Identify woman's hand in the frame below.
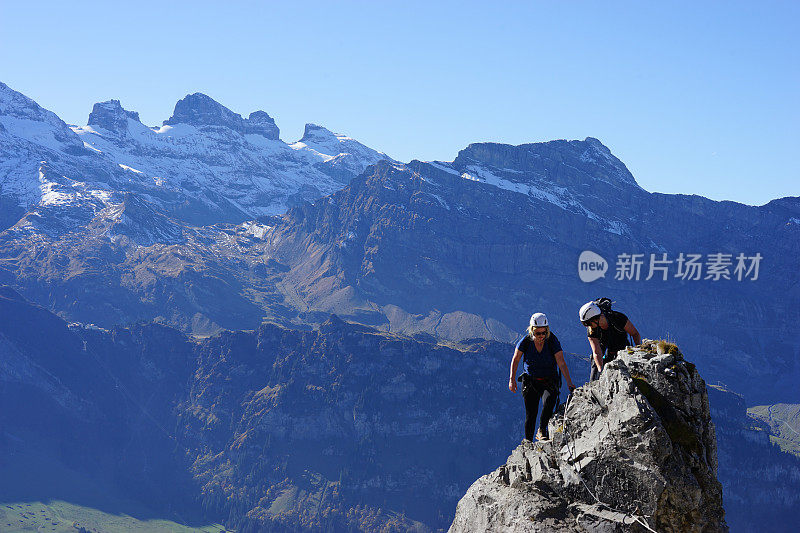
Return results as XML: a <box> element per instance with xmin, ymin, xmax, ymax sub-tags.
<box><xmin>509</xmin><ymin>377</ymin><xmax>517</xmax><ymax>393</ymax></box>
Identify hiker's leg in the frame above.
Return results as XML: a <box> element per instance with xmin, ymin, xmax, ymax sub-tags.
<box><xmin>589</xmin><ymin>360</ymin><xmax>599</xmax><ymax>381</ymax></box>
<box><xmin>522</xmin><ymin>383</ymin><xmax>541</xmax><ymax>441</ymax></box>
<box><xmin>539</xmin><ymin>385</ymin><xmax>558</xmax><ymax>437</ymax></box>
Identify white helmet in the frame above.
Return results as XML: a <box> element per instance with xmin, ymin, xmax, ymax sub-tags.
<box><xmin>579</xmin><ymin>302</ymin><xmax>602</xmax><ymax>324</ymax></box>
<box><xmin>529</xmin><ymin>312</ymin><xmax>548</xmax><ymax>328</ymax></box>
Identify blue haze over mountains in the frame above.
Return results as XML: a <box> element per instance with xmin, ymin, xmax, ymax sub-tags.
<box><xmin>1</xmin><ymin>81</ymin><xmax>799</xmax><ymax>530</ymax></box>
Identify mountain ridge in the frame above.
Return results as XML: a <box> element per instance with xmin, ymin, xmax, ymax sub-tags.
<box><xmin>2</xmin><ymin>81</ymin><xmax>799</xmax><ymax>405</ymax></box>
<box><xmin>0</xmin><ymin>81</ymin><xmax>391</xmax><ymax>229</ymax></box>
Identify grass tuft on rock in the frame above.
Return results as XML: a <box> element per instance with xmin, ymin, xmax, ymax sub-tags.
<box><xmin>657</xmin><ymin>340</ymin><xmax>682</xmax><ymax>357</ymax></box>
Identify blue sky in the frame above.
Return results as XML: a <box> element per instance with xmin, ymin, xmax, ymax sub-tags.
<box><xmin>1</xmin><ymin>1</ymin><xmax>797</xmax><ymax>205</ymax></box>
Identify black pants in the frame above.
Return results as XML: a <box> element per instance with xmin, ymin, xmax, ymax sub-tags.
<box><xmin>522</xmin><ymin>378</ymin><xmax>558</xmax><ymax>441</ymax></box>
<box><xmin>589</xmin><ymin>350</ymin><xmax>620</xmax><ymax>381</ymax></box>
<box><xmin>590</xmin><ymin>361</ymin><xmax>601</xmax><ymax>382</ymax></box>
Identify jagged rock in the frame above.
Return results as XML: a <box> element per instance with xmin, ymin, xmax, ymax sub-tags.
<box><xmin>245</xmin><ymin>110</ymin><xmax>280</xmax><ymax>140</ymax></box>
<box><xmin>87</xmin><ymin>99</ymin><xmax>141</xmax><ymax>133</ymax></box>
<box><xmin>449</xmin><ymin>346</ymin><xmax>727</xmax><ymax>532</ymax></box>
<box><xmin>164</xmin><ymin>92</ymin><xmax>245</xmax><ymax>130</ymax></box>
<box><xmin>163</xmin><ymin>92</ymin><xmax>280</xmax><ymax>139</ymax></box>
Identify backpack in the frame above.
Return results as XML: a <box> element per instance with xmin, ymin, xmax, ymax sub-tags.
<box><xmin>594</xmin><ymin>297</ymin><xmax>614</xmax><ymax>315</ymax></box>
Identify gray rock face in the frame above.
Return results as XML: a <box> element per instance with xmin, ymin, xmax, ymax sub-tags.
<box><xmin>262</xmin><ymin>154</ymin><xmax>800</xmax><ymax>402</ymax></box>
<box><xmin>449</xmin><ymin>344</ymin><xmax>727</xmax><ymax>532</ymax></box>
<box><xmin>452</xmin><ymin>136</ymin><xmax>641</xmax><ymax>190</ymax></box>
<box><xmin>87</xmin><ymin>99</ymin><xmax>141</xmax><ymax>133</ymax></box>
<box><xmin>164</xmin><ymin>92</ymin><xmax>280</xmax><ymax>139</ymax></box>
<box><xmin>245</xmin><ymin>110</ymin><xmax>280</xmax><ymax>139</ymax></box>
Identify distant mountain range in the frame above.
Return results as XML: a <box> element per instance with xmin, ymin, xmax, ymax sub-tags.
<box><xmin>1</xmin><ymin>80</ymin><xmax>798</xmax><ymax>403</ymax></box>
<box><xmin>0</xmin><ymin>81</ymin><xmax>390</xmax><ymax>229</ymax></box>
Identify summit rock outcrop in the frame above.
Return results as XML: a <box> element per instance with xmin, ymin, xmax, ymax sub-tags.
<box><xmin>449</xmin><ymin>343</ymin><xmax>727</xmax><ymax>532</ymax></box>
<box><xmin>163</xmin><ymin>92</ymin><xmax>280</xmax><ymax>140</ymax></box>
<box><xmin>87</xmin><ymin>99</ymin><xmax>142</xmax><ymax>133</ymax></box>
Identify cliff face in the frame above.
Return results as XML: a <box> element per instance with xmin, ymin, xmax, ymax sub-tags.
<box><xmin>449</xmin><ymin>343</ymin><xmax>728</xmax><ymax>532</ymax></box>
<box><xmin>0</xmin><ymin>286</ymin><xmax>522</xmax><ymax>531</ymax></box>
<box><xmin>709</xmin><ymin>387</ymin><xmax>800</xmax><ymax>532</ymax></box>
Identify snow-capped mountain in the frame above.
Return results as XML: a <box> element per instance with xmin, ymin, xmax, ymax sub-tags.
<box><xmin>2</xmin><ymin>81</ymin><xmax>799</xmax><ymax>404</ymax></box>
<box><xmin>290</xmin><ymin>123</ymin><xmax>392</xmax><ymax>182</ymax></box>
<box><xmin>0</xmin><ymin>81</ymin><xmax>392</xmax><ymax>230</ymax></box>
<box><xmin>0</xmin><ymin>82</ymin><xmax>116</xmax><ymax>230</ymax></box>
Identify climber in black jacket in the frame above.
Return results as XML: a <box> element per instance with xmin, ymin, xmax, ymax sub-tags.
<box><xmin>579</xmin><ymin>299</ymin><xmax>641</xmax><ymax>381</ymax></box>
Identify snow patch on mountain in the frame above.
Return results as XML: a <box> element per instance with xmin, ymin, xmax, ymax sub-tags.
<box><xmin>290</xmin><ymin>123</ymin><xmax>393</xmax><ymax>176</ymax></box>
<box><xmin>426</xmin><ymin>161</ymin><xmax>460</xmax><ymax>176</ymax></box>
<box><xmin>0</xmin><ymin>116</ymin><xmax>72</xmax><ymax>152</ymax></box>
<box><xmin>118</xmin><ymin>163</ymin><xmax>143</xmax><ymax>174</ymax></box>
<box><xmin>241</xmin><ymin>221</ymin><xmax>271</xmax><ymax>239</ymax></box>
<box><xmin>454</xmin><ymin>163</ymin><xmax>630</xmax><ymax>236</ymax></box>
<box><xmin>460</xmin><ymin>165</ymin><xmax>566</xmax><ymax>208</ymax></box>
<box><xmin>425</xmin><ymin>192</ymin><xmax>450</xmax><ymax>210</ymax></box>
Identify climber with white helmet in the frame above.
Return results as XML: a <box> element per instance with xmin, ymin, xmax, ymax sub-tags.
<box><xmin>509</xmin><ymin>312</ymin><xmax>576</xmax><ymax>442</ymax></box>
<box><xmin>579</xmin><ymin>298</ymin><xmax>641</xmax><ymax>381</ymax></box>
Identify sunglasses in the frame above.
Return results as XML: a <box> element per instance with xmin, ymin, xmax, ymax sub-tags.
<box><xmin>533</xmin><ymin>330</ymin><xmax>548</xmax><ymax>337</ymax></box>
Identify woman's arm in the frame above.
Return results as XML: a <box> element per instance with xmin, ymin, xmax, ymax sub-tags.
<box><xmin>509</xmin><ymin>349</ymin><xmax>523</xmax><ymax>392</ymax></box>
<box><xmin>588</xmin><ymin>337</ymin><xmax>603</xmax><ymax>372</ymax></box>
<box><xmin>624</xmin><ymin>320</ymin><xmax>641</xmax><ymax>345</ymax></box>
<box><xmin>554</xmin><ymin>350</ymin><xmax>575</xmax><ymax>391</ymax></box>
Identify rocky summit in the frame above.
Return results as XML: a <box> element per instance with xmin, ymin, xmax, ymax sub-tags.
<box><xmin>450</xmin><ymin>342</ymin><xmax>727</xmax><ymax>532</ymax></box>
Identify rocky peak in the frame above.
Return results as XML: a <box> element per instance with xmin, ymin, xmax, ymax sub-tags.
<box><xmin>452</xmin><ymin>137</ymin><xmax>640</xmax><ymax>189</ymax></box>
<box><xmin>245</xmin><ymin>110</ymin><xmax>280</xmax><ymax>140</ymax></box>
<box><xmin>87</xmin><ymin>99</ymin><xmax>141</xmax><ymax>133</ymax></box>
<box><xmin>0</xmin><ymin>81</ymin><xmax>48</xmax><ymax>119</ymax></box>
<box><xmin>164</xmin><ymin>92</ymin><xmax>241</xmax><ymax>129</ymax></box>
<box><xmin>0</xmin><ymin>82</ymin><xmax>44</xmax><ymax>116</ymax></box>
<box><xmin>300</xmin><ymin>123</ymin><xmax>337</xmax><ymax>144</ymax></box>
<box><xmin>293</xmin><ymin>122</ymin><xmax>393</xmax><ymax>175</ymax></box>
<box><xmin>0</xmin><ymin>81</ymin><xmax>83</xmax><ymax>150</ymax></box>
<box><xmin>105</xmin><ymin>192</ymin><xmax>185</xmax><ymax>246</ymax></box>
<box><xmin>163</xmin><ymin>93</ymin><xmax>280</xmax><ymax>139</ymax></box>
<box><xmin>450</xmin><ymin>343</ymin><xmax>727</xmax><ymax>532</ymax></box>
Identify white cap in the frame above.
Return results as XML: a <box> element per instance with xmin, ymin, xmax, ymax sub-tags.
<box><xmin>530</xmin><ymin>312</ymin><xmax>548</xmax><ymax>328</ymax></box>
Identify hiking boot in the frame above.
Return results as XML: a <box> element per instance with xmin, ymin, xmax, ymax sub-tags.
<box><xmin>535</xmin><ymin>429</ymin><xmax>550</xmax><ymax>442</ymax></box>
